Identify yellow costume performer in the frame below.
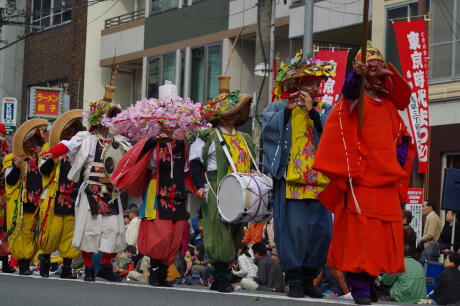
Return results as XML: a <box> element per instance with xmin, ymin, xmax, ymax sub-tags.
<box><xmin>38</xmin><ymin>110</ymin><xmax>84</xmax><ymax>278</ymax></box>
<box><xmin>4</xmin><ymin>118</ymin><xmax>48</xmax><ymax>275</ymax></box>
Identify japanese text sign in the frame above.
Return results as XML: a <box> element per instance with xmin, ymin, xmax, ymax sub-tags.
<box><xmin>31</xmin><ymin>87</ymin><xmax>63</xmax><ymax>119</ymax></box>
<box><xmin>406</xmin><ymin>187</ymin><xmax>424</xmax><ymax>241</ymax></box>
<box><xmin>317</xmin><ymin>50</ymin><xmax>349</xmax><ymax>105</ymax></box>
<box><xmin>393</xmin><ymin>20</ymin><xmax>430</xmax><ymax>173</ymax></box>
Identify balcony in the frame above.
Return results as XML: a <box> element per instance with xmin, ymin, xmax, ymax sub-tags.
<box><xmin>104</xmin><ymin>9</ymin><xmax>145</xmax><ymax>29</ymax></box>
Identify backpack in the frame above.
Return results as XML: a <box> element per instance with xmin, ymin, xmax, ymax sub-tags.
<box><xmin>184</xmin><ymin>271</ymin><xmax>206</xmax><ymax>286</ymax></box>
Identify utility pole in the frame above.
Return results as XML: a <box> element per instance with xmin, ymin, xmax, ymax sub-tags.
<box><xmin>303</xmin><ymin>0</ymin><xmax>314</xmax><ymax>57</ymax></box>
<box><xmin>253</xmin><ymin>0</ymin><xmax>273</xmax><ymax>165</ymax></box>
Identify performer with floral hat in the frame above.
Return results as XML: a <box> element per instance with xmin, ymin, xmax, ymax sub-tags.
<box><xmin>3</xmin><ymin>119</ymin><xmax>48</xmax><ymax>275</ymax></box>
<box><xmin>42</xmin><ymin>79</ymin><xmax>131</xmax><ymax>282</ymax></box>
<box><xmin>0</xmin><ymin>124</ymin><xmax>15</xmax><ymax>273</ymax></box>
<box><xmin>37</xmin><ymin>110</ymin><xmax>85</xmax><ymax>278</ymax></box>
<box><xmin>189</xmin><ymin>75</ymin><xmax>256</xmax><ymax>293</ymax></box>
<box><xmin>313</xmin><ymin>41</ymin><xmax>415</xmax><ymax>305</ymax></box>
<box><xmin>109</xmin><ymin>82</ymin><xmax>202</xmax><ymax>287</ymax></box>
<box><xmin>261</xmin><ymin>52</ymin><xmax>336</xmax><ymax>298</ymax></box>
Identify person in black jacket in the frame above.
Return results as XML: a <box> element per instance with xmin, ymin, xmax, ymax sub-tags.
<box><xmin>438</xmin><ymin>211</ymin><xmax>460</xmax><ymax>253</ymax></box>
<box><xmin>433</xmin><ymin>252</ymin><xmax>460</xmax><ymax>305</ymax></box>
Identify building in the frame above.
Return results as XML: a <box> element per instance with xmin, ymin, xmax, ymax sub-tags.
<box><xmin>373</xmin><ymin>0</ymin><xmax>460</xmax><ymax>211</ymax></box>
<box><xmin>0</xmin><ymin>0</ymin><xmax>26</xmax><ymax>124</ymax></box>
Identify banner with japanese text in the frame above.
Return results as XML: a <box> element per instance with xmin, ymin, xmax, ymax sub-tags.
<box><xmin>406</xmin><ymin>188</ymin><xmax>424</xmax><ymax>241</ymax></box>
<box><xmin>30</xmin><ymin>87</ymin><xmax>64</xmax><ymax>119</ymax></box>
<box><xmin>393</xmin><ymin>20</ymin><xmax>430</xmax><ymax>173</ymax></box>
<box><xmin>317</xmin><ymin>50</ymin><xmax>349</xmax><ymax>105</ymax></box>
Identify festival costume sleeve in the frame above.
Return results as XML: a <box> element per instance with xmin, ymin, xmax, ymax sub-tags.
<box><xmin>44</xmin><ymin>143</ymin><xmax>69</xmax><ymax>159</ymax></box>
<box><xmin>3</xmin><ymin>153</ymin><xmax>21</xmax><ymax>236</ymax></box>
<box><xmin>190</xmin><ymin>159</ymin><xmax>205</xmax><ymax>189</ymax></box>
<box><xmin>261</xmin><ymin>101</ymin><xmax>290</xmax><ymax>179</ymax></box>
<box><xmin>5</xmin><ymin>166</ymin><xmax>20</xmax><ymax>186</ymax></box>
<box><xmin>39</xmin><ymin>159</ymin><xmax>55</xmax><ymax>176</ymax></box>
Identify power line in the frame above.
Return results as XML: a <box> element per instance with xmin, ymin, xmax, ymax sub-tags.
<box><xmin>88</xmin><ymin>0</ymin><xmax>120</xmax><ymax>24</ymax></box>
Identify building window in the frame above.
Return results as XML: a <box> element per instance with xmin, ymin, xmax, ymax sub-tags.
<box><xmin>431</xmin><ymin>0</ymin><xmax>460</xmax><ymax>80</ymax></box>
<box><xmin>385</xmin><ymin>2</ymin><xmax>420</xmax><ymax>71</ymax></box>
<box><xmin>151</xmin><ymin>0</ymin><xmax>178</xmax><ymax>13</ymax></box>
<box><xmin>32</xmin><ymin>0</ymin><xmax>71</xmax><ymax>30</ymax></box>
<box><xmin>148</xmin><ymin>52</ymin><xmax>176</xmax><ymax>98</ymax></box>
<box><xmin>190</xmin><ymin>44</ymin><xmax>222</xmax><ymax>103</ymax></box>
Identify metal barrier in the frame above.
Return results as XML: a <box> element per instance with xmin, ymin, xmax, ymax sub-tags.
<box><xmin>104</xmin><ymin>10</ymin><xmax>144</xmax><ymax>29</ymax></box>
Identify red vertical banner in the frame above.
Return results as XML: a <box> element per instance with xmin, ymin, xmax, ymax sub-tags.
<box><xmin>317</xmin><ymin>50</ymin><xmax>349</xmax><ymax>105</ymax></box>
<box><xmin>393</xmin><ymin>20</ymin><xmax>430</xmax><ymax>173</ymax></box>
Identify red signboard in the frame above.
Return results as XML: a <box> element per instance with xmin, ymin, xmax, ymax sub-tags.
<box><xmin>31</xmin><ymin>87</ymin><xmax>63</xmax><ymax>118</ymax></box>
<box><xmin>317</xmin><ymin>50</ymin><xmax>349</xmax><ymax>105</ymax></box>
<box><xmin>407</xmin><ymin>187</ymin><xmax>424</xmax><ymax>205</ymax></box>
<box><xmin>393</xmin><ymin>20</ymin><xmax>430</xmax><ymax>173</ymax></box>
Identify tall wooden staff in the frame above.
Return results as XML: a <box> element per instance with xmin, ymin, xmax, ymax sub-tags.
<box><xmin>358</xmin><ymin>0</ymin><xmax>370</xmax><ymax>128</ymax></box>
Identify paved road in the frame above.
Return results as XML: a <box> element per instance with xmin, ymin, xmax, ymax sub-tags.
<box><xmin>0</xmin><ymin>274</ymin><xmax>404</xmax><ymax>306</ymax></box>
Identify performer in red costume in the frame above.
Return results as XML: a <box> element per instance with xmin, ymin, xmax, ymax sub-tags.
<box><xmin>313</xmin><ymin>41</ymin><xmax>416</xmax><ymax>305</ymax></box>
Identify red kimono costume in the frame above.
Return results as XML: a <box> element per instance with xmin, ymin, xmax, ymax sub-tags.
<box><xmin>313</xmin><ymin>93</ymin><xmax>415</xmax><ymax>277</ymax></box>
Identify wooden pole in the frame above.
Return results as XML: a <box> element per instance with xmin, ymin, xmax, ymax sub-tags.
<box><xmin>358</xmin><ymin>0</ymin><xmax>370</xmax><ymax>128</ymax></box>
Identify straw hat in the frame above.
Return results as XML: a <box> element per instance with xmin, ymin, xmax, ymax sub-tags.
<box><xmin>13</xmin><ymin>118</ymin><xmax>48</xmax><ymax>157</ymax></box>
<box><xmin>203</xmin><ymin>75</ymin><xmax>253</xmax><ymax>127</ymax></box>
<box><xmin>49</xmin><ymin>109</ymin><xmax>83</xmax><ymax>147</ymax></box>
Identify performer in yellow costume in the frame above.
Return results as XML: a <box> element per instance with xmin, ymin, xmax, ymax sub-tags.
<box><xmin>4</xmin><ymin>119</ymin><xmax>48</xmax><ymax>275</ymax></box>
<box><xmin>38</xmin><ymin>110</ymin><xmax>85</xmax><ymax>278</ymax></box>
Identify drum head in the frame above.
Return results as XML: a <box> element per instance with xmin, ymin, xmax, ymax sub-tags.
<box><xmin>217</xmin><ymin>175</ymin><xmax>243</xmax><ymax>222</ymax></box>
<box><xmin>102</xmin><ymin>141</ymin><xmax>124</xmax><ymax>175</ymax></box>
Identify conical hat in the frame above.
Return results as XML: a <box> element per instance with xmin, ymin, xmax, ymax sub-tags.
<box><xmin>13</xmin><ymin>118</ymin><xmax>48</xmax><ymax>157</ymax></box>
<box><xmin>49</xmin><ymin>109</ymin><xmax>83</xmax><ymax>147</ymax></box>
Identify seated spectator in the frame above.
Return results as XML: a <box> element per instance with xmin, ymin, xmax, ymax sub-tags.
<box><xmin>438</xmin><ymin>211</ymin><xmax>460</xmax><ymax>253</ymax></box>
<box><xmin>433</xmin><ymin>251</ymin><xmax>460</xmax><ymax>305</ymax></box>
<box><xmin>233</xmin><ymin>244</ymin><xmax>258</xmax><ymax>290</ymax></box>
<box><xmin>191</xmin><ymin>210</ymin><xmax>203</xmax><ymax>246</ymax></box>
<box><xmin>127</xmin><ymin>256</ymin><xmax>150</xmax><ymax>283</ymax></box>
<box><xmin>378</xmin><ymin>245</ymin><xmax>426</xmax><ymax>303</ymax></box>
<box><xmin>252</xmin><ymin>242</ymin><xmax>285</xmax><ymax>293</ymax></box>
<box><xmin>314</xmin><ymin>266</ymin><xmax>349</xmax><ymax>297</ymax></box>
<box><xmin>191</xmin><ymin>244</ymin><xmax>213</xmax><ymax>284</ymax></box>
<box><xmin>115</xmin><ymin>245</ymin><xmax>137</xmax><ymax>271</ymax></box>
<box><xmin>125</xmin><ymin>205</ymin><xmax>141</xmax><ymax>247</ymax></box>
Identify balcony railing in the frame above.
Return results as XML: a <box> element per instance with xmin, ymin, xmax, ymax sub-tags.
<box><xmin>104</xmin><ymin>10</ymin><xmax>145</xmax><ymax>29</ymax></box>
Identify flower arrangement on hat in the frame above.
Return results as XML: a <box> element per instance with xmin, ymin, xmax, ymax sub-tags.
<box><xmin>273</xmin><ymin>50</ymin><xmax>337</xmax><ymax>100</ymax></box>
<box><xmin>202</xmin><ymin>90</ymin><xmax>241</xmax><ymax>119</ymax></box>
<box><xmin>102</xmin><ymin>96</ymin><xmax>209</xmax><ymax>141</ymax></box>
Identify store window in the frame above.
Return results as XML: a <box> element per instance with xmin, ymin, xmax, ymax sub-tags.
<box><xmin>190</xmin><ymin>44</ymin><xmax>222</xmax><ymax>103</ymax></box>
<box><xmin>148</xmin><ymin>52</ymin><xmax>176</xmax><ymax>98</ymax></box>
<box><xmin>31</xmin><ymin>0</ymin><xmax>71</xmax><ymax>30</ymax></box>
<box><xmin>151</xmin><ymin>0</ymin><xmax>179</xmax><ymax>13</ymax></box>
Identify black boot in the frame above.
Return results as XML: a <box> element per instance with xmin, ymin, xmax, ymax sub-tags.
<box><xmin>0</xmin><ymin>256</ymin><xmax>15</xmax><ymax>273</ymax></box>
<box><xmin>354</xmin><ymin>296</ymin><xmax>372</xmax><ymax>305</ymax></box>
<box><xmin>159</xmin><ymin>264</ymin><xmax>172</xmax><ymax>287</ymax></box>
<box><xmin>286</xmin><ymin>269</ymin><xmax>305</xmax><ymax>298</ymax></box>
<box><xmin>302</xmin><ymin>268</ymin><xmax>323</xmax><ymax>298</ymax></box>
<box><xmin>60</xmin><ymin>258</ymin><xmax>76</xmax><ymax>279</ymax></box>
<box><xmin>148</xmin><ymin>258</ymin><xmax>161</xmax><ymax>286</ymax></box>
<box><xmin>40</xmin><ymin>254</ymin><xmax>50</xmax><ymax>278</ymax></box>
<box><xmin>84</xmin><ymin>266</ymin><xmax>95</xmax><ymax>281</ymax></box>
<box><xmin>211</xmin><ymin>262</ymin><xmax>233</xmax><ymax>293</ymax></box>
<box><xmin>18</xmin><ymin>259</ymin><xmax>32</xmax><ymax>276</ymax></box>
<box><xmin>97</xmin><ymin>264</ymin><xmax>122</xmax><ymax>282</ymax></box>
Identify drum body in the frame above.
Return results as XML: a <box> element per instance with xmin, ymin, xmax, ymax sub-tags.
<box><xmin>102</xmin><ymin>141</ymin><xmax>126</xmax><ymax>175</ymax></box>
<box><xmin>217</xmin><ymin>173</ymin><xmax>273</xmax><ymax>224</ymax></box>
